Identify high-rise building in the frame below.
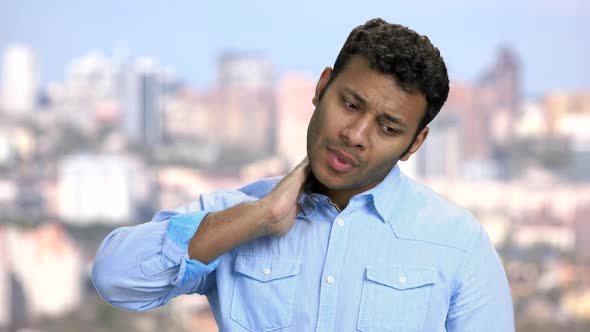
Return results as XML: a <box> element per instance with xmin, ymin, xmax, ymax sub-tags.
<box><xmin>463</xmin><ymin>46</ymin><xmax>522</xmax><ymax>178</ymax></box>
<box><xmin>0</xmin><ymin>45</ymin><xmax>38</xmax><ymax>115</ymax></box>
<box><xmin>490</xmin><ymin>47</ymin><xmax>521</xmax><ymax>117</ymax></box>
<box><xmin>276</xmin><ymin>72</ymin><xmax>316</xmax><ymax>168</ymax></box>
<box><xmin>65</xmin><ymin>51</ymin><xmax>117</xmax><ymax>103</ymax></box>
<box><xmin>46</xmin><ymin>51</ymin><xmax>121</xmax><ymax>133</ymax></box>
<box><xmin>122</xmin><ymin>58</ymin><xmax>165</xmax><ymax>146</ymax></box>
<box><xmin>212</xmin><ymin>52</ymin><xmax>276</xmax><ymax>159</ymax></box>
<box><xmin>474</xmin><ymin>46</ymin><xmax>521</xmax><ymax>147</ymax></box>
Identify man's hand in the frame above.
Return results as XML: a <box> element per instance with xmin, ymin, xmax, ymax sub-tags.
<box><xmin>259</xmin><ymin>157</ymin><xmax>310</xmax><ymax>237</ymax></box>
<box><xmin>188</xmin><ymin>157</ymin><xmax>311</xmax><ymax>263</ymax></box>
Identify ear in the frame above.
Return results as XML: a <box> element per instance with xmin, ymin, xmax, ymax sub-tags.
<box><xmin>400</xmin><ymin>127</ymin><xmax>429</xmax><ymax>161</ymax></box>
<box><xmin>312</xmin><ymin>66</ymin><xmax>333</xmax><ymax>106</ymax></box>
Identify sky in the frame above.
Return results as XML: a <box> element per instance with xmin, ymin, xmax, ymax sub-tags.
<box><xmin>0</xmin><ymin>0</ymin><xmax>589</xmax><ymax>97</ymax></box>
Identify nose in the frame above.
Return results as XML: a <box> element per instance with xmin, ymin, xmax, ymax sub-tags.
<box><xmin>340</xmin><ymin>116</ymin><xmax>370</xmax><ymax>150</ymax></box>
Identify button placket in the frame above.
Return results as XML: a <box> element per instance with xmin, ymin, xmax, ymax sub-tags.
<box><xmin>315</xmin><ymin>212</ymin><xmax>353</xmax><ymax>332</ymax></box>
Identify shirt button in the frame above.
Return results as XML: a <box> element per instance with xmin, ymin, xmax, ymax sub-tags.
<box><xmin>263</xmin><ymin>268</ymin><xmax>271</xmax><ymax>275</ymax></box>
<box><xmin>399</xmin><ymin>274</ymin><xmax>407</xmax><ymax>284</ymax></box>
<box><xmin>326</xmin><ymin>275</ymin><xmax>335</xmax><ymax>284</ymax></box>
<box><xmin>311</xmin><ymin>196</ymin><xmax>319</xmax><ymax>202</ymax></box>
<box><xmin>336</xmin><ymin>218</ymin><xmax>344</xmax><ymax>226</ymax></box>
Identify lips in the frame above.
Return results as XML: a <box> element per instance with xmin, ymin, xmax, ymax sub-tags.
<box><xmin>326</xmin><ymin>147</ymin><xmax>358</xmax><ymax>172</ymax></box>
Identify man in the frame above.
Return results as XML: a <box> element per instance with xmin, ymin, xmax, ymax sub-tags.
<box><xmin>92</xmin><ymin>18</ymin><xmax>514</xmax><ymax>331</ymax></box>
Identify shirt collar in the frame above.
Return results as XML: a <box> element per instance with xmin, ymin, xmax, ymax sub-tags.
<box><xmin>359</xmin><ymin>164</ymin><xmax>403</xmax><ymax>223</ymax></box>
<box><xmin>298</xmin><ymin>192</ymin><xmax>319</xmax><ymax>216</ymax></box>
<box><xmin>300</xmin><ymin>164</ymin><xmax>405</xmax><ymax>222</ymax></box>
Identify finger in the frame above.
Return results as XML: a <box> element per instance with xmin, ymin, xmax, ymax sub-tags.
<box><xmin>295</xmin><ymin>156</ymin><xmax>309</xmax><ymax>170</ymax></box>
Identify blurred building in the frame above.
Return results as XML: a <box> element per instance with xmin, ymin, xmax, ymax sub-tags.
<box><xmin>65</xmin><ymin>52</ymin><xmax>117</xmax><ymax>104</ymax></box>
<box><xmin>211</xmin><ymin>52</ymin><xmax>276</xmax><ymax>159</ymax></box>
<box><xmin>54</xmin><ymin>51</ymin><xmax>120</xmax><ymax>131</ymax></box>
<box><xmin>170</xmin><ymin>295</ymin><xmax>217</xmax><ymax>332</ymax></box>
<box><xmin>122</xmin><ymin>57</ymin><xmax>167</xmax><ymax>146</ymax></box>
<box><xmin>574</xmin><ymin>203</ymin><xmax>590</xmax><ymax>261</ymax></box>
<box><xmin>163</xmin><ymin>90</ymin><xmax>214</xmax><ymax>143</ymax></box>
<box><xmin>0</xmin><ymin>45</ymin><xmax>38</xmax><ymax>115</ymax></box>
<box><xmin>57</xmin><ymin>153</ymin><xmax>149</xmax><ymax>224</ymax></box>
<box><xmin>514</xmin><ymin>206</ymin><xmax>574</xmax><ymax>251</ymax></box>
<box><xmin>410</xmin><ymin>81</ymin><xmax>472</xmax><ymax>179</ymax></box>
<box><xmin>0</xmin><ymin>123</ymin><xmax>36</xmax><ymax>167</ymax></box>
<box><xmin>545</xmin><ymin>91</ymin><xmax>590</xmax><ymax>182</ymax></box>
<box><xmin>561</xmin><ymin>289</ymin><xmax>590</xmax><ymax>320</ymax></box>
<box><xmin>240</xmin><ymin>157</ymin><xmax>287</xmax><ymax>184</ymax></box>
<box><xmin>463</xmin><ymin>46</ymin><xmax>521</xmax><ymax>178</ymax></box>
<box><xmin>478</xmin><ymin>212</ymin><xmax>510</xmax><ymax>247</ymax></box>
<box><xmin>425</xmin><ymin>177</ymin><xmax>590</xmax><ymax>222</ymax></box>
<box><xmin>0</xmin><ymin>179</ymin><xmax>17</xmax><ymax>219</ymax></box>
<box><xmin>514</xmin><ymin>101</ymin><xmax>547</xmax><ymax>138</ymax></box>
<box><xmin>3</xmin><ymin>223</ymin><xmax>83</xmax><ymax>320</ymax></box>
<box><xmin>559</xmin><ymin>113</ymin><xmax>590</xmax><ymax>181</ymax></box>
<box><xmin>478</xmin><ymin>46</ymin><xmax>521</xmax><ymax>143</ymax></box>
<box><xmin>276</xmin><ymin>72</ymin><xmax>315</xmax><ymax>168</ymax></box>
<box><xmin>544</xmin><ymin>90</ymin><xmax>590</xmax><ymax>135</ymax></box>
<box><xmin>157</xmin><ymin>166</ymin><xmax>241</xmax><ymax>210</ymax></box>
<box><xmin>0</xmin><ymin>226</ymin><xmax>9</xmax><ymax>328</ymax></box>
<box><xmin>415</xmin><ymin>115</ymin><xmax>462</xmax><ymax>179</ymax></box>
<box><xmin>157</xmin><ymin>167</ymin><xmax>207</xmax><ymax>210</ymax></box>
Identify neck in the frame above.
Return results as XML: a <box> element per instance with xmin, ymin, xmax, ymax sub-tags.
<box><xmin>306</xmin><ymin>173</ymin><xmax>352</xmax><ymax>211</ymax></box>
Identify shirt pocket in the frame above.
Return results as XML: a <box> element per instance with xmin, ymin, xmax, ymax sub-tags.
<box><xmin>357</xmin><ymin>265</ymin><xmax>437</xmax><ymax>332</ymax></box>
<box><xmin>230</xmin><ymin>255</ymin><xmax>302</xmax><ymax>332</ymax></box>
<box><xmin>140</xmin><ymin>254</ymin><xmax>177</xmax><ymax>278</ymax></box>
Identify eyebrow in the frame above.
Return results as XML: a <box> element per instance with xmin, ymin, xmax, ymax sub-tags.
<box><xmin>342</xmin><ymin>87</ymin><xmax>408</xmax><ymax>131</ymax></box>
<box><xmin>381</xmin><ymin>113</ymin><xmax>408</xmax><ymax>131</ymax></box>
<box><xmin>343</xmin><ymin>87</ymin><xmax>368</xmax><ymax>106</ymax></box>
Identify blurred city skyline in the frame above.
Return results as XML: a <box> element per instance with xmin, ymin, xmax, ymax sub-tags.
<box><xmin>1</xmin><ymin>1</ymin><xmax>590</xmax><ymax>331</ymax></box>
<box><xmin>1</xmin><ymin>0</ymin><xmax>589</xmax><ymax>96</ymax></box>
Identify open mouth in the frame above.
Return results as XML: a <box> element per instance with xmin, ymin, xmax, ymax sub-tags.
<box><xmin>326</xmin><ymin>147</ymin><xmax>358</xmax><ymax>172</ymax></box>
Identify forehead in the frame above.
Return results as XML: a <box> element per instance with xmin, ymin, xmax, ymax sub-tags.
<box><xmin>331</xmin><ymin>56</ymin><xmax>427</xmax><ymax>125</ymax></box>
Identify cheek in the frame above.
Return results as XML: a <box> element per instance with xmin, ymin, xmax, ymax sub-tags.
<box><xmin>306</xmin><ymin>110</ymin><xmax>322</xmax><ymax>154</ymax></box>
<box><xmin>363</xmin><ymin>147</ymin><xmax>404</xmax><ymax>175</ymax></box>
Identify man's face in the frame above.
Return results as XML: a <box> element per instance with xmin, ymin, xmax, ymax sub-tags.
<box><xmin>306</xmin><ymin>56</ymin><xmax>429</xmax><ymax>201</ymax></box>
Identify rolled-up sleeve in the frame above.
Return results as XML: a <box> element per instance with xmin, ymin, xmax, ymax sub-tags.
<box><xmin>91</xmin><ymin>210</ymin><xmax>218</xmax><ymax>311</ymax></box>
<box><xmin>91</xmin><ymin>186</ymin><xmax>265</xmax><ymax>311</ymax></box>
<box><xmin>445</xmin><ymin>227</ymin><xmax>515</xmax><ymax>332</ymax></box>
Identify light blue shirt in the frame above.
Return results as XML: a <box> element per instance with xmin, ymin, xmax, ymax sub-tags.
<box><xmin>92</xmin><ymin>165</ymin><xmax>514</xmax><ymax>332</ymax></box>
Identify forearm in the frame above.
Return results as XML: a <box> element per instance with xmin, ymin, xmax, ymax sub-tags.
<box><xmin>188</xmin><ymin>200</ymin><xmax>273</xmax><ymax>264</ymax></box>
<box><xmin>188</xmin><ymin>158</ymin><xmax>308</xmax><ymax>263</ymax></box>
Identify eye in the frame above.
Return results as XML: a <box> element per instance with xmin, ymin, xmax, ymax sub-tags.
<box><xmin>380</xmin><ymin>124</ymin><xmax>398</xmax><ymax>135</ymax></box>
<box><xmin>343</xmin><ymin>99</ymin><xmax>358</xmax><ymax>111</ymax></box>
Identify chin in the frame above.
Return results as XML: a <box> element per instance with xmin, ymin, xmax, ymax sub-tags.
<box><xmin>310</xmin><ymin>162</ymin><xmax>350</xmax><ymax>190</ymax></box>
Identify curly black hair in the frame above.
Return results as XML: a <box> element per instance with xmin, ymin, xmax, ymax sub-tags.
<box><xmin>326</xmin><ymin>18</ymin><xmax>450</xmax><ymax>132</ymax></box>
